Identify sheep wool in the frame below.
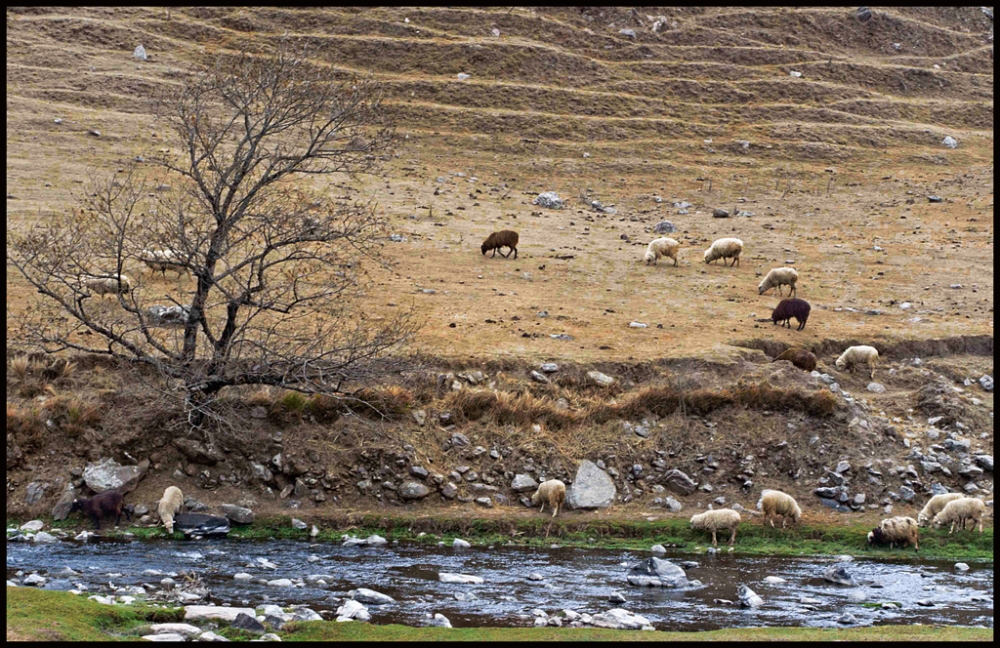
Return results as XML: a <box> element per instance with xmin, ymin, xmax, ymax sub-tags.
<box><xmin>758</xmin><ymin>490</ymin><xmax>802</xmax><ymax>528</ymax></box>
<box><xmin>690</xmin><ymin>508</ymin><xmax>742</xmax><ymax>547</ymax></box>
<box><xmin>530</xmin><ymin>480</ymin><xmax>566</xmax><ymax>518</ymax></box>
<box><xmin>141</xmin><ymin>249</ymin><xmax>189</xmax><ymax>277</ymax></box>
<box><xmin>867</xmin><ymin>516</ymin><xmax>919</xmax><ymax>551</ymax></box>
<box><xmin>835</xmin><ymin>345</ymin><xmax>879</xmax><ymax>379</ymax></box>
<box><xmin>481</xmin><ymin>230</ymin><xmax>519</xmax><ymax>259</ymax></box>
<box><xmin>773</xmin><ymin>348</ymin><xmax>817</xmax><ymax>372</ymax></box>
<box><xmin>82</xmin><ymin>274</ymin><xmax>133</xmax><ymax>297</ymax></box>
<box><xmin>644</xmin><ymin>237</ymin><xmax>680</xmax><ymax>266</ymax></box>
<box><xmin>758</xmin><ymin>267</ymin><xmax>799</xmax><ymax>297</ymax></box>
<box><xmin>932</xmin><ymin>497</ymin><xmax>986</xmax><ymax>534</ymax></box>
<box><xmin>158</xmin><ymin>486</ymin><xmax>184</xmax><ymax>534</ymax></box>
<box><xmin>917</xmin><ymin>492</ymin><xmax>965</xmax><ymax>527</ymax></box>
<box><xmin>703</xmin><ymin>237</ymin><xmax>743</xmax><ymax>267</ymax></box>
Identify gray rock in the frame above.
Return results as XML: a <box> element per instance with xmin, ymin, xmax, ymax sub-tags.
<box><xmin>441</xmin><ymin>483</ymin><xmax>458</xmax><ymax>499</ymax></box>
<box><xmin>867</xmin><ymin>382</ymin><xmax>885</xmax><ymax>393</ymax></box>
<box><xmin>51</xmin><ymin>486</ymin><xmax>76</xmax><ymax>520</ymax></box>
<box><xmin>626</xmin><ymin>557</ymin><xmax>691</xmax><ymax>588</ymax></box>
<box><xmin>856</xmin><ymin>6</ymin><xmax>872</xmax><ymax>22</ymax></box>
<box><xmin>653</xmin><ymin>221</ymin><xmax>676</xmax><ymax>234</ymax></box>
<box><xmin>823</xmin><ymin>564</ymin><xmax>856</xmax><ymax>586</ymax></box>
<box><xmin>428</xmin><ymin>613</ymin><xmax>452</xmax><ymax>628</ymax></box>
<box><xmin>291</xmin><ymin>518</ymin><xmax>307</xmax><ymax>530</ymax></box>
<box><xmin>335</xmin><ymin>599</ymin><xmax>371</xmax><ymax>622</ymax></box>
<box><xmin>83</xmin><ymin>457</ymin><xmax>147</xmax><ymax>494</ymax></box>
<box><xmin>533</xmin><ymin>192</ymin><xmax>564</xmax><ymax>210</ymax></box>
<box><xmin>173</xmin><ymin>513</ymin><xmax>230</xmax><ymax>537</ymax></box>
<box><xmin>609</xmin><ymin>592</ymin><xmax>627</xmax><ymax>603</ymax></box>
<box><xmin>738</xmin><ymin>584</ymin><xmax>763</xmax><ymax>607</ymax></box>
<box><xmin>231</xmin><ymin>612</ymin><xmax>265</xmax><ymax>635</ymax></box>
<box><xmin>836</xmin><ymin>613</ymin><xmax>857</xmax><ymax>625</ymax></box>
<box><xmin>942</xmin><ymin>136</ymin><xmax>958</xmax><ymax>149</ymax></box>
<box><xmin>527</xmin><ymin>572</ymin><xmax>544</xmax><ymax>581</ymax></box>
<box><xmin>351</xmin><ymin>588</ymin><xmax>395</xmax><ymax>605</ymax></box>
<box><xmin>412</xmin><ymin>410</ymin><xmax>426</xmax><ymax>426</ymax></box>
<box><xmin>853</xmin><ymin>494</ymin><xmax>865</xmax><ymax>505</ymax></box>
<box><xmin>25</xmin><ymin>482</ymin><xmax>49</xmax><ymax>505</ymax></box>
<box><xmin>250</xmin><ymin>462</ymin><xmax>274</xmax><ymax>484</ymax></box>
<box><xmin>566</xmin><ymin>460</ymin><xmax>616</xmax><ymax>509</ymax></box>
<box><xmin>663</xmin><ymin>469</ymin><xmax>697</xmax><ymax>495</ymax></box>
<box><xmin>899</xmin><ymin>485</ymin><xmax>916</xmax><ymax>502</ymax></box>
<box><xmin>540</xmin><ymin>363</ymin><xmax>559</xmax><ymax>373</ymax></box>
<box><xmin>587</xmin><ymin>371</ymin><xmax>615</xmax><ymax>387</ymax></box>
<box><xmin>663</xmin><ymin>497</ymin><xmax>683</xmax><ymax>512</ymax></box>
<box><xmin>713</xmin><ymin>208</ymin><xmax>730</xmax><ymax>218</ymax></box>
<box><xmin>450</xmin><ymin>433</ymin><xmax>470</xmax><ymax>447</ymax></box>
<box><xmin>452</xmin><ymin>538</ymin><xmax>471</xmax><ymax>549</ymax></box>
<box><xmin>174</xmin><ymin>439</ymin><xmax>225</xmax><ymax>465</ymax></box>
<box><xmin>530</xmin><ymin>370</ymin><xmax>550</xmax><ymax>384</ymax></box>
<box><xmin>927</xmin><ymin>195</ymin><xmax>943</xmax><ymax>203</ymax></box>
<box><xmin>834</xmin><ymin>461</ymin><xmax>851</xmax><ymax>474</ymax></box>
<box><xmin>974</xmin><ymin>455</ymin><xmax>993</xmax><ymax>471</ymax></box>
<box><xmin>220</xmin><ymin>504</ymin><xmax>253</xmax><ymax>525</ymax></box>
<box><xmin>198</xmin><ymin>630</ymin><xmax>231</xmax><ymax>641</ymax></box>
<box><xmin>184</xmin><ymin>606</ymin><xmax>256</xmax><ymax>623</ymax></box>
<box><xmin>438</xmin><ymin>572</ymin><xmax>484</xmax><ymax>584</ymax></box>
<box><xmin>979</xmin><ymin>375</ymin><xmax>993</xmax><ymax>391</ymax></box>
<box><xmin>589</xmin><ymin>608</ymin><xmax>652</xmax><ymax>630</ymax></box>
<box><xmin>399</xmin><ymin>481</ymin><xmax>431</xmax><ymax>500</ymax></box>
<box><xmin>954</xmin><ymin>563</ymin><xmax>970</xmax><ymax>572</ymax></box>
<box><xmin>474</xmin><ymin>497</ymin><xmax>493</xmax><ymax>508</ymax></box>
<box><xmin>511</xmin><ymin>474</ymin><xmax>539</xmax><ymax>493</ymax></box>
<box><xmin>409</xmin><ymin>466</ymin><xmax>429</xmax><ymax>479</ymax></box>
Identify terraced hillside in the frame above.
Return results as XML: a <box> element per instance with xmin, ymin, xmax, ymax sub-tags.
<box><xmin>6</xmin><ymin>6</ymin><xmax>993</xmax><ymax>364</ymax></box>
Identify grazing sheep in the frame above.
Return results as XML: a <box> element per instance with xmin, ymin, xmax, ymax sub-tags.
<box><xmin>703</xmin><ymin>237</ymin><xmax>743</xmax><ymax>267</ymax></box>
<box><xmin>644</xmin><ymin>237</ymin><xmax>680</xmax><ymax>266</ymax></box>
<box><xmin>932</xmin><ymin>497</ymin><xmax>986</xmax><ymax>534</ymax></box>
<box><xmin>917</xmin><ymin>492</ymin><xmax>965</xmax><ymax>527</ymax></box>
<box><xmin>140</xmin><ymin>249</ymin><xmax>189</xmax><ymax>277</ymax></box>
<box><xmin>690</xmin><ymin>508</ymin><xmax>741</xmax><ymax>547</ymax></box>
<box><xmin>835</xmin><ymin>345</ymin><xmax>880</xmax><ymax>380</ymax></box>
<box><xmin>773</xmin><ymin>347</ymin><xmax>817</xmax><ymax>372</ymax></box>
<box><xmin>530</xmin><ymin>480</ymin><xmax>566</xmax><ymax>518</ymax></box>
<box><xmin>69</xmin><ymin>490</ymin><xmax>132</xmax><ymax>530</ymax></box>
<box><xmin>758</xmin><ymin>267</ymin><xmax>799</xmax><ymax>297</ymax></box>
<box><xmin>771</xmin><ymin>298</ymin><xmax>811</xmax><ymax>331</ymax></box>
<box><xmin>867</xmin><ymin>516</ymin><xmax>920</xmax><ymax>551</ymax></box>
<box><xmin>757</xmin><ymin>490</ymin><xmax>802</xmax><ymax>528</ymax></box>
<box><xmin>81</xmin><ymin>274</ymin><xmax>133</xmax><ymax>298</ymax></box>
<box><xmin>481</xmin><ymin>230</ymin><xmax>519</xmax><ymax>259</ymax></box>
<box><xmin>158</xmin><ymin>486</ymin><xmax>184</xmax><ymax>535</ymax></box>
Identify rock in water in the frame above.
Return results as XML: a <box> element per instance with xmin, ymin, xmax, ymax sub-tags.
<box><xmin>823</xmin><ymin>564</ymin><xmax>856</xmax><ymax>586</ymax></box>
<box><xmin>566</xmin><ymin>460</ymin><xmax>616</xmax><ymax>509</ymax></box>
<box><xmin>738</xmin><ymin>584</ymin><xmax>764</xmax><ymax>607</ymax></box>
<box><xmin>626</xmin><ymin>557</ymin><xmax>691</xmax><ymax>588</ymax></box>
<box><xmin>173</xmin><ymin>513</ymin><xmax>230</xmax><ymax>537</ymax></box>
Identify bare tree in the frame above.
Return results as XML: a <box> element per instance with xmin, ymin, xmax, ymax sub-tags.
<box><xmin>7</xmin><ymin>40</ymin><xmax>418</xmax><ymax>430</ymax></box>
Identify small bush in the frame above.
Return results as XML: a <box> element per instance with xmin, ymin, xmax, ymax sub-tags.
<box><xmin>281</xmin><ymin>390</ymin><xmax>308</xmax><ymax>413</ymax></box>
<box><xmin>9</xmin><ymin>356</ymin><xmax>31</xmax><ymax>381</ymax></box>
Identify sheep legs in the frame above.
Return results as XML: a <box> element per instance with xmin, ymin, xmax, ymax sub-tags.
<box><xmin>551</xmin><ymin>503</ymin><xmax>558</xmax><ymax>518</ymax></box>
<box><xmin>728</xmin><ymin>528</ymin><xmax>737</xmax><ymax>546</ymax></box>
<box><xmin>539</xmin><ymin>502</ymin><xmax>545</xmax><ymax>515</ymax></box>
<box><xmin>711</xmin><ymin>531</ymin><xmax>718</xmax><ymax>547</ymax></box>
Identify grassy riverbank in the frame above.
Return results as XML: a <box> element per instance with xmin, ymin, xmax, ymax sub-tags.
<box><xmin>6</xmin><ymin>588</ymin><xmax>993</xmax><ymax>642</ymax></box>
<box><xmin>25</xmin><ymin>512</ymin><xmax>992</xmax><ymax>562</ymax></box>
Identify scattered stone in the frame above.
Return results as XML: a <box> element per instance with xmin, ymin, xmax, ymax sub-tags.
<box><xmin>438</xmin><ymin>572</ymin><xmax>484</xmax><ymax>584</ymax></box>
<box><xmin>83</xmin><ymin>457</ymin><xmax>146</xmax><ymax>494</ymax></box>
<box><xmin>428</xmin><ymin>613</ymin><xmax>452</xmax><ymax>628</ymax></box>
<box><xmin>836</xmin><ymin>612</ymin><xmax>857</xmax><ymax>625</ymax></box>
<box><xmin>823</xmin><ymin>564</ymin><xmax>856</xmax><ymax>586</ymax></box>
<box><xmin>351</xmin><ymin>588</ymin><xmax>395</xmax><ymax>605</ymax></box>
<box><xmin>20</xmin><ymin>520</ymin><xmax>44</xmax><ymax>532</ymax></box>
<box><xmin>399</xmin><ymin>481</ymin><xmax>431</xmax><ymax>500</ymax></box>
<box><xmin>198</xmin><ymin>631</ymin><xmax>230</xmax><ymax>642</ymax></box>
<box><xmin>220</xmin><ymin>504</ymin><xmax>253</xmax><ymax>525</ymax></box>
<box><xmin>712</xmin><ymin>208</ymin><xmax>730</xmax><ymax>218</ymax></box>
<box><xmin>763</xmin><ymin>576</ymin><xmax>786</xmax><ymax>584</ymax></box>
<box><xmin>530</xmin><ymin>370</ymin><xmax>550</xmax><ymax>384</ymax></box>
<box><xmin>856</xmin><ymin>6</ymin><xmax>873</xmax><ymax>22</ymax></box>
<box><xmin>587</xmin><ymin>371</ymin><xmax>615</xmax><ymax>387</ymax></box>
<box><xmin>511</xmin><ymin>474</ymin><xmax>538</xmax><ymax>493</ymax></box>
<box><xmin>867</xmin><ymin>382</ymin><xmax>885</xmax><ymax>393</ymax></box>
<box><xmin>954</xmin><ymin>563</ymin><xmax>970</xmax><ymax>572</ymax></box>
<box><xmin>980</xmin><ymin>375</ymin><xmax>993</xmax><ymax>392</ymax></box>
<box><xmin>942</xmin><ymin>136</ymin><xmax>958</xmax><ymax>149</ymax></box>
<box><xmin>653</xmin><ymin>221</ymin><xmax>676</xmax><ymax>234</ymax></box>
<box><xmin>231</xmin><ymin>612</ymin><xmax>266</xmax><ymax>635</ymax></box>
<box><xmin>663</xmin><ymin>497</ymin><xmax>683</xmax><ymax>512</ymax></box>
<box><xmin>452</xmin><ymin>538</ymin><xmax>471</xmax><ymax>549</ymax></box>
<box><xmin>336</xmin><ymin>599</ymin><xmax>371</xmax><ymax>622</ymax></box>
<box><xmin>927</xmin><ymin>195</ymin><xmax>943</xmax><ymax>203</ymax></box>
<box><xmin>184</xmin><ymin>606</ymin><xmax>257</xmax><ymax>623</ymax></box>
<box><xmin>540</xmin><ymin>363</ymin><xmax>559</xmax><ymax>373</ymax></box>
<box><xmin>663</xmin><ymin>469</ymin><xmax>697</xmax><ymax>496</ymax></box>
<box><xmin>533</xmin><ymin>192</ymin><xmax>564</xmax><ymax>210</ymax></box>
<box><xmin>52</xmin><ymin>487</ymin><xmax>76</xmax><ymax>521</ymax></box>
<box><xmin>173</xmin><ymin>513</ymin><xmax>230</xmax><ymax>537</ymax></box>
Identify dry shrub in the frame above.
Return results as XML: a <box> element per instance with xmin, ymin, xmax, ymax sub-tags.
<box><xmin>16</xmin><ymin>380</ymin><xmax>52</xmax><ymax>399</ymax></box>
<box><xmin>306</xmin><ymin>394</ymin><xmax>343</xmax><ymax>424</ymax></box>
<box><xmin>281</xmin><ymin>390</ymin><xmax>309</xmax><ymax>413</ymax></box>
<box><xmin>732</xmin><ymin>383</ymin><xmax>837</xmax><ymax>417</ymax></box>
<box><xmin>39</xmin><ymin>395</ymin><xmax>102</xmax><ymax>438</ymax></box>
<box><xmin>7</xmin><ymin>403</ymin><xmax>45</xmax><ymax>451</ymax></box>
<box><xmin>9</xmin><ymin>356</ymin><xmax>31</xmax><ymax>382</ymax></box>
<box><xmin>41</xmin><ymin>358</ymin><xmax>77</xmax><ymax>382</ymax></box>
<box><xmin>349</xmin><ymin>385</ymin><xmax>414</xmax><ymax>420</ymax></box>
<box><xmin>447</xmin><ymin>389</ymin><xmax>578</xmax><ymax>430</ymax></box>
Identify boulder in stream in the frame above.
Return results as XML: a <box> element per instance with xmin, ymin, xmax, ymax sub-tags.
<box><xmin>173</xmin><ymin>513</ymin><xmax>230</xmax><ymax>537</ymax></box>
<box><xmin>626</xmin><ymin>557</ymin><xmax>691</xmax><ymax>588</ymax></box>
<box><xmin>823</xmin><ymin>563</ymin><xmax>856</xmax><ymax>586</ymax></box>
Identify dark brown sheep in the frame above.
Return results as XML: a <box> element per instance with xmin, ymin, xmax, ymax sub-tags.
<box><xmin>481</xmin><ymin>230</ymin><xmax>519</xmax><ymax>259</ymax></box>
<box><xmin>771</xmin><ymin>298</ymin><xmax>811</xmax><ymax>331</ymax></box>
<box><xmin>69</xmin><ymin>490</ymin><xmax>132</xmax><ymax>530</ymax></box>
<box><xmin>774</xmin><ymin>347</ymin><xmax>817</xmax><ymax>371</ymax></box>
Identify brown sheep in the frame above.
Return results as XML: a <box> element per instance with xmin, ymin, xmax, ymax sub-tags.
<box><xmin>69</xmin><ymin>490</ymin><xmax>132</xmax><ymax>530</ymax></box>
<box><xmin>481</xmin><ymin>230</ymin><xmax>519</xmax><ymax>259</ymax></box>
<box><xmin>773</xmin><ymin>348</ymin><xmax>817</xmax><ymax>372</ymax></box>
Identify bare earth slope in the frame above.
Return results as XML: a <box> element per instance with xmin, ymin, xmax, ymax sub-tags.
<box><xmin>5</xmin><ymin>7</ymin><xmax>994</xmax><ymax>524</ymax></box>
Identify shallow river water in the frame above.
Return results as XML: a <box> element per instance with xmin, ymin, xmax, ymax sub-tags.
<box><xmin>6</xmin><ymin>538</ymin><xmax>993</xmax><ymax>630</ymax></box>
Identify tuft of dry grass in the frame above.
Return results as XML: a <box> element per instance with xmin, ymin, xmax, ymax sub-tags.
<box><xmin>349</xmin><ymin>385</ymin><xmax>415</xmax><ymax>420</ymax></box>
<box><xmin>9</xmin><ymin>356</ymin><xmax>31</xmax><ymax>382</ymax></box>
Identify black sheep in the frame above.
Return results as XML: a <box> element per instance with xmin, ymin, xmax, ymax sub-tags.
<box><xmin>771</xmin><ymin>298</ymin><xmax>811</xmax><ymax>331</ymax></box>
<box><xmin>481</xmin><ymin>230</ymin><xmax>519</xmax><ymax>259</ymax></box>
<box><xmin>69</xmin><ymin>490</ymin><xmax>132</xmax><ymax>530</ymax></box>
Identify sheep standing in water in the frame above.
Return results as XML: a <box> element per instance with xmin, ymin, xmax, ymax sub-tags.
<box><xmin>158</xmin><ymin>486</ymin><xmax>184</xmax><ymax>535</ymax></box>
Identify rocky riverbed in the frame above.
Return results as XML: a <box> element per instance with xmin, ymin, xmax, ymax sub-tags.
<box><xmin>6</xmin><ymin>535</ymin><xmax>993</xmax><ymax>632</ymax></box>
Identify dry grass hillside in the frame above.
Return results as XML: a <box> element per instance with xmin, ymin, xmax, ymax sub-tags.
<box><xmin>5</xmin><ymin>7</ymin><xmax>994</xmax><ymax>521</ymax></box>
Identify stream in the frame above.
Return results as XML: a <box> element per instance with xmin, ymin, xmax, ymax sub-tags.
<box><xmin>6</xmin><ymin>537</ymin><xmax>993</xmax><ymax>630</ymax></box>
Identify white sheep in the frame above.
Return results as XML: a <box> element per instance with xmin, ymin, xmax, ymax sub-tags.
<box><xmin>758</xmin><ymin>267</ymin><xmax>799</xmax><ymax>297</ymax></box>
<box><xmin>690</xmin><ymin>508</ymin><xmax>741</xmax><ymax>547</ymax></box>
<box><xmin>703</xmin><ymin>237</ymin><xmax>743</xmax><ymax>267</ymax></box>
<box><xmin>158</xmin><ymin>486</ymin><xmax>184</xmax><ymax>535</ymax></box>
<box><xmin>530</xmin><ymin>479</ymin><xmax>566</xmax><ymax>518</ymax></box>
<box><xmin>148</xmin><ymin>304</ymin><xmax>191</xmax><ymax>328</ymax></box>
<box><xmin>867</xmin><ymin>516</ymin><xmax>919</xmax><ymax>551</ymax></box>
<box><xmin>917</xmin><ymin>492</ymin><xmax>965</xmax><ymax>527</ymax></box>
<box><xmin>932</xmin><ymin>497</ymin><xmax>986</xmax><ymax>534</ymax></box>
<box><xmin>141</xmin><ymin>249</ymin><xmax>189</xmax><ymax>277</ymax></box>
<box><xmin>757</xmin><ymin>490</ymin><xmax>802</xmax><ymax>528</ymax></box>
<box><xmin>644</xmin><ymin>237</ymin><xmax>680</xmax><ymax>266</ymax></box>
<box><xmin>81</xmin><ymin>273</ymin><xmax>133</xmax><ymax>297</ymax></box>
<box><xmin>835</xmin><ymin>345</ymin><xmax>880</xmax><ymax>379</ymax></box>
